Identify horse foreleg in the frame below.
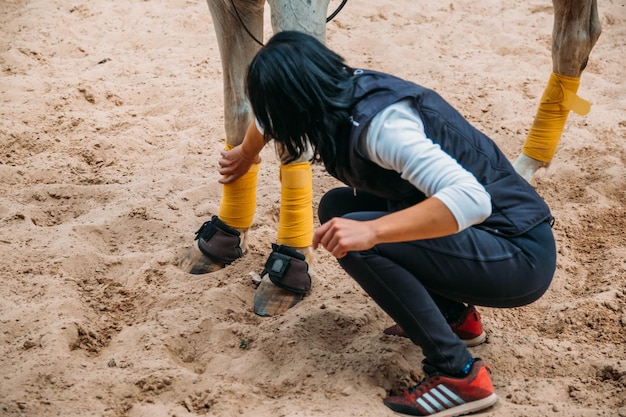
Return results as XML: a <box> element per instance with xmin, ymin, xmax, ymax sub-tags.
<box><xmin>180</xmin><ymin>1</ymin><xmax>265</xmax><ymax>274</ymax></box>
<box><xmin>208</xmin><ymin>0</ymin><xmax>265</xmax><ymax>147</ymax></box>
<box><xmin>244</xmin><ymin>0</ymin><xmax>332</xmax><ymax>316</ymax></box>
<box><xmin>267</xmin><ymin>0</ymin><xmax>330</xmax><ymax>41</ymax></box>
<box><xmin>208</xmin><ymin>0</ymin><xmax>266</xmax><ymax>238</ymax></box>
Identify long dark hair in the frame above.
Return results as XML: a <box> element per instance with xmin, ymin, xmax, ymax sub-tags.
<box><xmin>246</xmin><ymin>31</ymin><xmax>356</xmax><ymax>172</ymax></box>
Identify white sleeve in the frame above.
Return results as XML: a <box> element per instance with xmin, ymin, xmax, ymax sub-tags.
<box><xmin>364</xmin><ymin>99</ymin><xmax>492</xmax><ymax>231</ymax></box>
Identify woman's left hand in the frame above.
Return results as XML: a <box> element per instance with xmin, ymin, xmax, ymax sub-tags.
<box><xmin>313</xmin><ymin>217</ymin><xmax>377</xmax><ymax>259</ymax></box>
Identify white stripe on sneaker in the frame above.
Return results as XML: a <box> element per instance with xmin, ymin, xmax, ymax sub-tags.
<box><xmin>431</xmin><ymin>388</ymin><xmax>456</xmax><ymax>407</ymax></box>
<box><xmin>416</xmin><ymin>397</ymin><xmax>436</xmax><ymax>414</ymax></box>
<box><xmin>423</xmin><ymin>393</ymin><xmax>445</xmax><ymax>411</ymax></box>
<box><xmin>415</xmin><ymin>384</ymin><xmax>465</xmax><ymax>413</ymax></box>
<box><xmin>438</xmin><ymin>385</ymin><xmax>464</xmax><ymax>404</ymax></box>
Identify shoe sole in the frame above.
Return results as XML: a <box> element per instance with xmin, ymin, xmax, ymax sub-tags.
<box><xmin>462</xmin><ymin>331</ymin><xmax>487</xmax><ymax>347</ymax></box>
<box><xmin>385</xmin><ymin>392</ymin><xmax>498</xmax><ymax>417</ymax></box>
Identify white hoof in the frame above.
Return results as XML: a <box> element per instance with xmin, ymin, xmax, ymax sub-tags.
<box><xmin>513</xmin><ymin>153</ymin><xmax>549</xmax><ymax>185</ymax></box>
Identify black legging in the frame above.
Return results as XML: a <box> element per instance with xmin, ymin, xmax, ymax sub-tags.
<box><xmin>318</xmin><ymin>187</ymin><xmax>556</xmax><ymax>374</ymax></box>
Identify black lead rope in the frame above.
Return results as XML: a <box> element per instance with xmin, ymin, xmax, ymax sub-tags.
<box><xmin>326</xmin><ymin>0</ymin><xmax>348</xmax><ymax>22</ymax></box>
<box><xmin>229</xmin><ymin>0</ymin><xmax>349</xmax><ymax>47</ymax></box>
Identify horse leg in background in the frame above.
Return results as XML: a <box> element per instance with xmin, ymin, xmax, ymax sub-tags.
<box><xmin>179</xmin><ymin>0</ymin><xmax>264</xmax><ymax>274</ymax></box>
<box><xmin>513</xmin><ymin>0</ymin><xmax>601</xmax><ymax>183</ymax></box>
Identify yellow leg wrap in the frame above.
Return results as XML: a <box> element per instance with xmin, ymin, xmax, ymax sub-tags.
<box><xmin>218</xmin><ymin>143</ymin><xmax>260</xmax><ymax>229</ymax></box>
<box><xmin>522</xmin><ymin>72</ymin><xmax>591</xmax><ymax>163</ymax></box>
<box><xmin>277</xmin><ymin>162</ymin><xmax>313</xmax><ymax>248</ymax></box>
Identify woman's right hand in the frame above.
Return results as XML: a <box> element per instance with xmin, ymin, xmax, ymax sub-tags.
<box><xmin>313</xmin><ymin>217</ymin><xmax>378</xmax><ymax>259</ymax></box>
<box><xmin>218</xmin><ymin>145</ymin><xmax>261</xmax><ymax>184</ymax></box>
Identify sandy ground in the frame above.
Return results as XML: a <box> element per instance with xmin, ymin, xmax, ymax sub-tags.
<box><xmin>1</xmin><ymin>0</ymin><xmax>625</xmax><ymax>416</ymax></box>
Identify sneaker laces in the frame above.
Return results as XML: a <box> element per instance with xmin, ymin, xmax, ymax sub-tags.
<box><xmin>406</xmin><ymin>374</ymin><xmax>440</xmax><ymax>396</ymax></box>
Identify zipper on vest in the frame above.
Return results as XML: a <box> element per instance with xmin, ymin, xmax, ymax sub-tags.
<box><xmin>353</xmin><ymin>187</ymin><xmax>357</xmax><ymax>196</ymax></box>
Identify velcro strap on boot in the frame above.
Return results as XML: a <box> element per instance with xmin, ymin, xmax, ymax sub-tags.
<box><xmin>195</xmin><ymin>215</ymin><xmax>242</xmax><ymax>264</ymax></box>
<box><xmin>261</xmin><ymin>243</ymin><xmax>311</xmax><ymax>294</ymax></box>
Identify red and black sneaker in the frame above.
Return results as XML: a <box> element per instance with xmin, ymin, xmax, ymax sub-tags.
<box><xmin>383</xmin><ymin>359</ymin><xmax>498</xmax><ymax>416</ymax></box>
<box><xmin>448</xmin><ymin>306</ymin><xmax>486</xmax><ymax>347</ymax></box>
<box><xmin>383</xmin><ymin>305</ymin><xmax>487</xmax><ymax>347</ymax></box>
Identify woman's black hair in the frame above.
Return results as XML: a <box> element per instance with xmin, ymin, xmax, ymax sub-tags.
<box><xmin>245</xmin><ymin>30</ymin><xmax>356</xmax><ymax>172</ymax></box>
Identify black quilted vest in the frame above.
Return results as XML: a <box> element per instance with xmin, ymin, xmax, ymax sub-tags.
<box><xmin>330</xmin><ymin>70</ymin><xmax>552</xmax><ymax>237</ymax></box>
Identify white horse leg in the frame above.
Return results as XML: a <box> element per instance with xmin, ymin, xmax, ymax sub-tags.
<box><xmin>207</xmin><ymin>0</ymin><xmax>265</xmax><ymax>147</ymax></box>
<box><xmin>267</xmin><ymin>0</ymin><xmax>330</xmax><ymax>41</ymax></box>
<box><xmin>180</xmin><ymin>1</ymin><xmax>265</xmax><ymax>274</ymax></box>
<box><xmin>266</xmin><ymin>0</ymin><xmax>329</xmax><ymax>266</ymax></box>
<box><xmin>551</xmin><ymin>0</ymin><xmax>601</xmax><ymax>78</ymax></box>
<box><xmin>247</xmin><ymin>0</ymin><xmax>331</xmax><ymax>316</ymax></box>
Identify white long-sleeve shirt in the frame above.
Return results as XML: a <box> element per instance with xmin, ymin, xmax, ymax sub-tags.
<box><xmin>255</xmin><ymin>98</ymin><xmax>491</xmax><ymax>231</ymax></box>
<box><xmin>363</xmin><ymin>99</ymin><xmax>492</xmax><ymax>232</ymax></box>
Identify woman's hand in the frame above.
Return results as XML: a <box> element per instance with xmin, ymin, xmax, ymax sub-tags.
<box><xmin>313</xmin><ymin>217</ymin><xmax>378</xmax><ymax>259</ymax></box>
<box><xmin>313</xmin><ymin>198</ymin><xmax>460</xmax><ymax>259</ymax></box>
<box><xmin>218</xmin><ymin>145</ymin><xmax>261</xmax><ymax>184</ymax></box>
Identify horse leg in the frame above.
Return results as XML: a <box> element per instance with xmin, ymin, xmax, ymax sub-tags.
<box><xmin>179</xmin><ymin>0</ymin><xmax>265</xmax><ymax>274</ymax></box>
<box><xmin>265</xmin><ymin>0</ymin><xmax>330</xmax><ymax>260</ymax></box>
<box><xmin>552</xmin><ymin>0</ymin><xmax>601</xmax><ymax>77</ymax></box>
<box><xmin>267</xmin><ymin>0</ymin><xmax>330</xmax><ymax>41</ymax></box>
<box><xmin>249</xmin><ymin>0</ymin><xmax>331</xmax><ymax>316</ymax></box>
<box><xmin>513</xmin><ymin>0</ymin><xmax>601</xmax><ymax>183</ymax></box>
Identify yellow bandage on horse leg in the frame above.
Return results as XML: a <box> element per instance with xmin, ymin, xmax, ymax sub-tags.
<box><xmin>218</xmin><ymin>143</ymin><xmax>260</xmax><ymax>229</ymax></box>
<box><xmin>522</xmin><ymin>72</ymin><xmax>590</xmax><ymax>163</ymax></box>
<box><xmin>277</xmin><ymin>162</ymin><xmax>313</xmax><ymax>248</ymax></box>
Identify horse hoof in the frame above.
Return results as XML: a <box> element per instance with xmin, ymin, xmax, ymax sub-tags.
<box><xmin>253</xmin><ymin>276</ymin><xmax>304</xmax><ymax>316</ymax></box>
<box><xmin>178</xmin><ymin>240</ymin><xmax>226</xmax><ymax>274</ymax></box>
